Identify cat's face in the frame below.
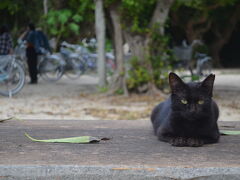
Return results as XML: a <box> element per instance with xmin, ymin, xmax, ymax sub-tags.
<box><xmin>169</xmin><ymin>73</ymin><xmax>215</xmax><ymax>118</ymax></box>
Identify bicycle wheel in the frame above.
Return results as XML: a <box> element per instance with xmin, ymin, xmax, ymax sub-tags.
<box><xmin>39</xmin><ymin>57</ymin><xmax>64</xmax><ymax>82</ymax></box>
<box><xmin>0</xmin><ymin>61</ymin><xmax>25</xmax><ymax>97</ymax></box>
<box><xmin>65</xmin><ymin>57</ymin><xmax>85</xmax><ymax>80</ymax></box>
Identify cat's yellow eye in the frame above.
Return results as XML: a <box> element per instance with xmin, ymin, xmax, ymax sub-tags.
<box><xmin>198</xmin><ymin>100</ymin><xmax>204</xmax><ymax>105</ymax></box>
<box><xmin>181</xmin><ymin>99</ymin><xmax>188</xmax><ymax>104</ymax></box>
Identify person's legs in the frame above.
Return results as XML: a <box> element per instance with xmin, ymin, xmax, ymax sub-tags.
<box><xmin>26</xmin><ymin>47</ymin><xmax>38</xmax><ymax>83</ymax></box>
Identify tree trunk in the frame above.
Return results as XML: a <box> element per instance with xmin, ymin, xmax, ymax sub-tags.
<box><xmin>106</xmin><ymin>0</ymin><xmax>174</xmax><ymax>95</ymax></box>
<box><xmin>95</xmin><ymin>0</ymin><xmax>106</xmax><ymax>87</ymax></box>
<box><xmin>123</xmin><ymin>32</ymin><xmax>166</xmax><ymax>96</ymax></box>
<box><xmin>124</xmin><ymin>33</ymin><xmax>149</xmax><ymax>62</ymax></box>
<box><xmin>43</xmin><ymin>0</ymin><xmax>48</xmax><ymax>15</ymax></box>
<box><xmin>148</xmin><ymin>0</ymin><xmax>174</xmax><ymax>95</ymax></box>
<box><xmin>150</xmin><ymin>0</ymin><xmax>175</xmax><ymax>33</ymax></box>
<box><xmin>124</xmin><ymin>0</ymin><xmax>175</xmax><ymax>62</ymax></box>
<box><xmin>108</xmin><ymin>4</ymin><xmax>128</xmax><ymax>96</ymax></box>
<box><xmin>124</xmin><ymin>0</ymin><xmax>174</xmax><ymax>95</ymax></box>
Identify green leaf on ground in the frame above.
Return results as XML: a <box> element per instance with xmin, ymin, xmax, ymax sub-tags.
<box><xmin>0</xmin><ymin>117</ymin><xmax>13</xmax><ymax>123</ymax></box>
<box><xmin>220</xmin><ymin>130</ymin><xmax>240</xmax><ymax>135</ymax></box>
<box><xmin>25</xmin><ymin>133</ymin><xmax>109</xmax><ymax>144</ymax></box>
<box><xmin>0</xmin><ymin>117</ymin><xmax>20</xmax><ymax>123</ymax></box>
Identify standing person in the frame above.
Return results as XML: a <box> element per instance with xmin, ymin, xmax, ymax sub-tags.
<box><xmin>36</xmin><ymin>27</ymin><xmax>52</xmax><ymax>53</ymax></box>
<box><xmin>0</xmin><ymin>25</ymin><xmax>13</xmax><ymax>55</ymax></box>
<box><xmin>23</xmin><ymin>23</ymin><xmax>40</xmax><ymax>84</ymax></box>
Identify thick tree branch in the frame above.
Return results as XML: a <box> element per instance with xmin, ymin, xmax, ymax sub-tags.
<box><xmin>150</xmin><ymin>0</ymin><xmax>175</xmax><ymax>33</ymax></box>
<box><xmin>108</xmin><ymin>3</ymin><xmax>129</xmax><ymax>96</ymax></box>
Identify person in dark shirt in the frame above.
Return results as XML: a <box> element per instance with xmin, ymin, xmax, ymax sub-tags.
<box><xmin>36</xmin><ymin>27</ymin><xmax>52</xmax><ymax>53</ymax></box>
<box><xmin>0</xmin><ymin>25</ymin><xmax>13</xmax><ymax>55</ymax></box>
<box><xmin>19</xmin><ymin>24</ymin><xmax>52</xmax><ymax>84</ymax></box>
<box><xmin>20</xmin><ymin>23</ymin><xmax>39</xmax><ymax>84</ymax></box>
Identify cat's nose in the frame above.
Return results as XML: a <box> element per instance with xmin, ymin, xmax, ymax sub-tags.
<box><xmin>189</xmin><ymin>105</ymin><xmax>196</xmax><ymax>112</ymax></box>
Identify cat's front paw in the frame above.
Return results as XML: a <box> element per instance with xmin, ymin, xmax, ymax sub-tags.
<box><xmin>186</xmin><ymin>138</ymin><xmax>204</xmax><ymax>147</ymax></box>
<box><xmin>170</xmin><ymin>137</ymin><xmax>187</xmax><ymax>147</ymax></box>
<box><xmin>170</xmin><ymin>137</ymin><xmax>204</xmax><ymax>147</ymax></box>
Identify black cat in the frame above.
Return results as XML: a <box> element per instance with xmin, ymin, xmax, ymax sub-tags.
<box><xmin>151</xmin><ymin>72</ymin><xmax>220</xmax><ymax>147</ymax></box>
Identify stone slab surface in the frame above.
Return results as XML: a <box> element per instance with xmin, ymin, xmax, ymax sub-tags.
<box><xmin>0</xmin><ymin>120</ymin><xmax>240</xmax><ymax>179</ymax></box>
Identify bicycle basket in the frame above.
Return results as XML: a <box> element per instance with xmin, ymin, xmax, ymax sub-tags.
<box><xmin>173</xmin><ymin>46</ymin><xmax>192</xmax><ymax>61</ymax></box>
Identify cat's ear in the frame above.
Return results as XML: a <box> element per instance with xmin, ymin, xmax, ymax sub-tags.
<box><xmin>201</xmin><ymin>74</ymin><xmax>215</xmax><ymax>96</ymax></box>
<box><xmin>169</xmin><ymin>72</ymin><xmax>186</xmax><ymax>93</ymax></box>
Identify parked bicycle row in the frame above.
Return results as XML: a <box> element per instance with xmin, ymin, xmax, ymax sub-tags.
<box><xmin>15</xmin><ymin>39</ymin><xmax>116</xmax><ymax>81</ymax></box>
<box><xmin>0</xmin><ymin>40</ymin><xmax>116</xmax><ymax>97</ymax></box>
<box><xmin>0</xmin><ymin>36</ymin><xmax>116</xmax><ymax>97</ymax></box>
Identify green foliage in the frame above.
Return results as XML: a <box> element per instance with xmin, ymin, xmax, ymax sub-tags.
<box><xmin>72</xmin><ymin>14</ymin><xmax>83</xmax><ymax>22</ymax></box>
<box><xmin>0</xmin><ymin>0</ymin><xmax>27</xmax><ymax>14</ymax></box>
<box><xmin>105</xmin><ymin>39</ymin><xmax>113</xmax><ymax>52</ymax></box>
<box><xmin>127</xmin><ymin>57</ymin><xmax>151</xmax><ymax>91</ymax></box>
<box><xmin>120</xmin><ymin>0</ymin><xmax>157</xmax><ymax>33</ymax></box>
<box><xmin>151</xmin><ymin>55</ymin><xmax>173</xmax><ymax>90</ymax></box>
<box><xmin>149</xmin><ymin>24</ymin><xmax>175</xmax><ymax>89</ymax></box>
<box><xmin>115</xmin><ymin>88</ymin><xmax>124</xmax><ymax>95</ymax></box>
<box><xmin>127</xmin><ymin>56</ymin><xmax>172</xmax><ymax>92</ymax></box>
<box><xmin>69</xmin><ymin>23</ymin><xmax>80</xmax><ymax>34</ymax></box>
<box><xmin>98</xmin><ymin>86</ymin><xmax>109</xmax><ymax>93</ymax></box>
<box><xmin>67</xmin><ymin>0</ymin><xmax>95</xmax><ymax>25</ymax></box>
<box><xmin>174</xmin><ymin>0</ymin><xmax>239</xmax><ymax>10</ymax></box>
<box><xmin>44</xmin><ymin>9</ymin><xmax>81</xmax><ymax>39</ymax></box>
<box><xmin>172</xmin><ymin>0</ymin><xmax>239</xmax><ymax>25</ymax></box>
<box><xmin>37</xmin><ymin>0</ymin><xmax>95</xmax><ymax>44</ymax></box>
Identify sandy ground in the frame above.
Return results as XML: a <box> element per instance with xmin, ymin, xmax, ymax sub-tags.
<box><xmin>0</xmin><ymin>70</ymin><xmax>239</xmax><ymax>121</ymax></box>
<box><xmin>213</xmin><ymin>70</ymin><xmax>240</xmax><ymax>122</ymax></box>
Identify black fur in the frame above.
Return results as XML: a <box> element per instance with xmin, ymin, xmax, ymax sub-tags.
<box><xmin>151</xmin><ymin>72</ymin><xmax>220</xmax><ymax>147</ymax></box>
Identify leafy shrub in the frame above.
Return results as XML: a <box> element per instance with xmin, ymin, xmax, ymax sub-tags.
<box><xmin>127</xmin><ymin>24</ymin><xmax>176</xmax><ymax>93</ymax></box>
<box><xmin>127</xmin><ymin>57</ymin><xmax>151</xmax><ymax>91</ymax></box>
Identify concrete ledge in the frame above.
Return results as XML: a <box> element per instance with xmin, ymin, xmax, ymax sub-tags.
<box><xmin>1</xmin><ymin>165</ymin><xmax>240</xmax><ymax>180</ymax></box>
<box><xmin>0</xmin><ymin>165</ymin><xmax>240</xmax><ymax>180</ymax></box>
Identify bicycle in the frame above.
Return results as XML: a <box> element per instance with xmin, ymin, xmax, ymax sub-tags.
<box><xmin>61</xmin><ymin>41</ymin><xmax>116</xmax><ymax>75</ymax></box>
<box><xmin>0</xmin><ymin>55</ymin><xmax>25</xmax><ymax>97</ymax></box>
<box><xmin>15</xmin><ymin>41</ymin><xmax>65</xmax><ymax>82</ymax></box>
<box><xmin>58</xmin><ymin>42</ymin><xmax>85</xmax><ymax>79</ymax></box>
<box><xmin>17</xmin><ymin>42</ymin><xmax>86</xmax><ymax>82</ymax></box>
<box><xmin>36</xmin><ymin>41</ymin><xmax>87</xmax><ymax>81</ymax></box>
<box><xmin>172</xmin><ymin>40</ymin><xmax>212</xmax><ymax>81</ymax></box>
<box><xmin>195</xmin><ymin>52</ymin><xmax>212</xmax><ymax>78</ymax></box>
<box><xmin>31</xmin><ymin>47</ymin><xmax>68</xmax><ymax>82</ymax></box>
